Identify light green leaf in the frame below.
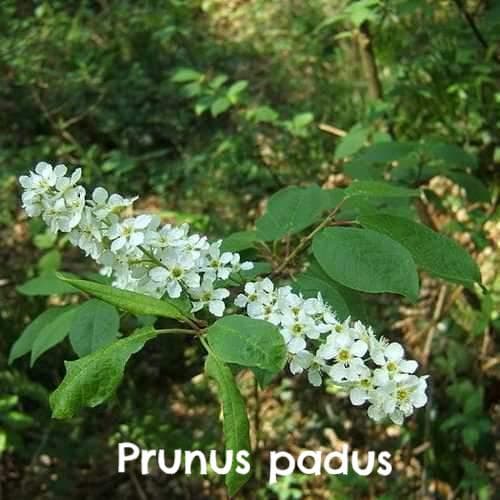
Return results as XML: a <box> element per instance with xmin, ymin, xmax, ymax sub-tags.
<box><xmin>227</xmin><ymin>80</ymin><xmax>248</xmax><ymax>101</ymax></box>
<box><xmin>31</xmin><ymin>307</ymin><xmax>78</xmax><ymax>366</ymax></box>
<box><xmin>211</xmin><ymin>97</ymin><xmax>232</xmax><ymax>117</ymax></box>
<box><xmin>221</xmin><ymin>231</ymin><xmax>257</xmax><ymax>252</ymax></box>
<box><xmin>205</xmin><ymin>355</ymin><xmax>252</xmax><ymax>496</ymax></box>
<box><xmin>9</xmin><ymin>308</ymin><xmax>68</xmax><ymax>364</ymax></box>
<box><xmin>69</xmin><ymin>300</ymin><xmax>121</xmax><ymax>357</ymax></box>
<box><xmin>171</xmin><ymin>68</ymin><xmax>203</xmax><ymax>82</ymax></box>
<box><xmin>17</xmin><ymin>272</ymin><xmax>77</xmax><ymax>296</ymax></box>
<box><xmin>346</xmin><ymin>180</ymin><xmax>419</xmax><ymax>198</ymax></box>
<box><xmin>256</xmin><ymin>185</ymin><xmax>337</xmax><ymax>241</ymax></box>
<box><xmin>312</xmin><ymin>227</ymin><xmax>419</xmax><ymax>301</ymax></box>
<box><xmin>292</xmin><ymin>112</ymin><xmax>314</xmax><ymax>128</ymax></box>
<box><xmin>334</xmin><ymin>125</ymin><xmax>369</xmax><ymax>160</ymax></box>
<box><xmin>50</xmin><ymin>327</ymin><xmax>158</xmax><ymax>419</ymax></box>
<box><xmin>207</xmin><ymin>315</ymin><xmax>287</xmax><ymax>374</ymax></box>
<box><xmin>56</xmin><ymin>274</ymin><xmax>191</xmax><ymax>321</ymax></box>
<box><xmin>358</xmin><ymin>214</ymin><xmax>481</xmax><ymax>287</ymax></box>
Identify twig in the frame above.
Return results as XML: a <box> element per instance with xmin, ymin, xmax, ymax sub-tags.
<box><xmin>452</xmin><ymin>0</ymin><xmax>489</xmax><ymax>50</ymax></box>
<box><xmin>272</xmin><ymin>197</ymin><xmax>348</xmax><ymax>276</ymax></box>
<box><xmin>318</xmin><ymin>123</ymin><xmax>347</xmax><ymax>137</ymax></box>
<box><xmin>129</xmin><ymin>469</ymin><xmax>148</xmax><ymax>500</ymax></box>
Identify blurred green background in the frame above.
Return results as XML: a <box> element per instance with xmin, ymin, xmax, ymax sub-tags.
<box><xmin>0</xmin><ymin>0</ymin><xmax>499</xmax><ymax>498</ymax></box>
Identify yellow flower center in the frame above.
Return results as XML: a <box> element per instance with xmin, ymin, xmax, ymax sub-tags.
<box><xmin>338</xmin><ymin>349</ymin><xmax>350</xmax><ymax>362</ymax></box>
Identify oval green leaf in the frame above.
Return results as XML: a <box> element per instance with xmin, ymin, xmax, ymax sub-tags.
<box><xmin>50</xmin><ymin>327</ymin><xmax>158</xmax><ymax>419</ymax></box>
<box><xmin>69</xmin><ymin>299</ymin><xmax>121</xmax><ymax>357</ymax></box>
<box><xmin>358</xmin><ymin>214</ymin><xmax>481</xmax><ymax>287</ymax></box>
<box><xmin>207</xmin><ymin>315</ymin><xmax>286</xmax><ymax>374</ymax></box>
<box><xmin>312</xmin><ymin>227</ymin><xmax>419</xmax><ymax>301</ymax></box>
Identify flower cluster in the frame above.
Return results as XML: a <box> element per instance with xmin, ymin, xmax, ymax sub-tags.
<box><xmin>20</xmin><ymin>162</ymin><xmax>253</xmax><ymax>316</ymax></box>
<box><xmin>20</xmin><ymin>162</ymin><xmax>428</xmax><ymax>424</ymax></box>
<box><xmin>235</xmin><ymin>279</ymin><xmax>428</xmax><ymax>425</ymax></box>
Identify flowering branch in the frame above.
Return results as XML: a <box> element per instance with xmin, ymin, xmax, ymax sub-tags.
<box><xmin>19</xmin><ymin>162</ymin><xmax>429</xmax><ymax>425</ymax></box>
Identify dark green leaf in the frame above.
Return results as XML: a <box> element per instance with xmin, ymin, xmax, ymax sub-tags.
<box><xmin>293</xmin><ymin>274</ymin><xmax>350</xmax><ymax>320</ymax></box>
<box><xmin>447</xmin><ymin>172</ymin><xmax>490</xmax><ymax>203</ymax></box>
<box><xmin>358</xmin><ymin>214</ymin><xmax>481</xmax><ymax>287</ymax></box>
<box><xmin>256</xmin><ymin>185</ymin><xmax>337</xmax><ymax>241</ymax></box>
<box><xmin>346</xmin><ymin>180</ymin><xmax>419</xmax><ymax>198</ymax></box>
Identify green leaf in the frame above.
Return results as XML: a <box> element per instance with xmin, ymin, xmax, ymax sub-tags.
<box><xmin>211</xmin><ymin>97</ymin><xmax>232</xmax><ymax>117</ymax></box>
<box><xmin>292</xmin><ymin>112</ymin><xmax>314</xmax><ymax>128</ymax></box>
<box><xmin>307</xmin><ymin>259</ymin><xmax>368</xmax><ymax>321</ymax></box>
<box><xmin>447</xmin><ymin>172</ymin><xmax>491</xmax><ymax>203</ymax></box>
<box><xmin>207</xmin><ymin>315</ymin><xmax>287</xmax><ymax>374</ymax></box>
<box><xmin>355</xmin><ymin>141</ymin><xmax>416</xmax><ymax>164</ymax></box>
<box><xmin>312</xmin><ymin>227</ymin><xmax>419</xmax><ymax>301</ymax></box>
<box><xmin>221</xmin><ymin>231</ymin><xmax>257</xmax><ymax>252</ymax></box>
<box><xmin>256</xmin><ymin>185</ymin><xmax>335</xmax><ymax>241</ymax></box>
<box><xmin>69</xmin><ymin>300</ymin><xmax>121</xmax><ymax>357</ymax></box>
<box><xmin>227</xmin><ymin>80</ymin><xmax>248</xmax><ymax>101</ymax></box>
<box><xmin>17</xmin><ymin>272</ymin><xmax>78</xmax><ymax>296</ymax></box>
<box><xmin>9</xmin><ymin>308</ymin><xmax>68</xmax><ymax>364</ymax></box>
<box><xmin>56</xmin><ymin>274</ymin><xmax>191</xmax><ymax>321</ymax></box>
<box><xmin>205</xmin><ymin>355</ymin><xmax>252</xmax><ymax>496</ymax></box>
<box><xmin>31</xmin><ymin>307</ymin><xmax>78</xmax><ymax>366</ymax></box>
<box><xmin>358</xmin><ymin>214</ymin><xmax>481</xmax><ymax>287</ymax></box>
<box><xmin>334</xmin><ymin>125</ymin><xmax>369</xmax><ymax>160</ymax></box>
<box><xmin>421</xmin><ymin>142</ymin><xmax>478</xmax><ymax>170</ymax></box>
<box><xmin>247</xmin><ymin>106</ymin><xmax>278</xmax><ymax>123</ymax></box>
<box><xmin>293</xmin><ymin>274</ymin><xmax>350</xmax><ymax>320</ymax></box>
<box><xmin>346</xmin><ymin>180</ymin><xmax>419</xmax><ymax>198</ymax></box>
<box><xmin>171</xmin><ymin>68</ymin><xmax>203</xmax><ymax>82</ymax></box>
<box><xmin>50</xmin><ymin>327</ymin><xmax>158</xmax><ymax>419</ymax></box>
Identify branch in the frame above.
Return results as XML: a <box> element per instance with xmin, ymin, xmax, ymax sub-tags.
<box><xmin>452</xmin><ymin>0</ymin><xmax>489</xmax><ymax>50</ymax></box>
<box><xmin>271</xmin><ymin>197</ymin><xmax>348</xmax><ymax>276</ymax></box>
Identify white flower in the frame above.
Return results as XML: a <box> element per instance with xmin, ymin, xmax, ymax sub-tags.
<box><xmin>372</xmin><ymin>342</ymin><xmax>418</xmax><ymax>385</ymax></box>
<box><xmin>289</xmin><ymin>348</ymin><xmax>329</xmax><ymax>386</ymax></box>
<box><xmin>108</xmin><ymin>215</ymin><xmax>152</xmax><ymax>252</ymax></box>
<box><xmin>68</xmin><ymin>207</ymin><xmax>103</xmax><ymax>258</ymax></box>
<box><xmin>203</xmin><ymin>241</ymin><xmax>234</xmax><ymax>280</ymax></box>
<box><xmin>89</xmin><ymin>187</ymin><xmax>136</xmax><ymax>220</ymax></box>
<box><xmin>349</xmin><ymin>366</ymin><xmax>375</xmax><ymax>406</ymax></box>
<box><xmin>190</xmin><ymin>278</ymin><xmax>230</xmax><ymax>317</ymax></box>
<box><xmin>319</xmin><ymin>333</ymin><xmax>368</xmax><ymax>382</ymax></box>
<box><xmin>229</xmin><ymin>254</ymin><xmax>254</xmax><ymax>274</ymax></box>
<box><xmin>367</xmin><ymin>375</ymin><xmax>428</xmax><ymax>424</ymax></box>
